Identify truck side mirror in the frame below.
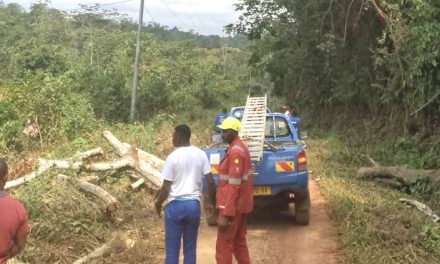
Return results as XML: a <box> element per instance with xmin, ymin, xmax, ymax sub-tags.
<box><xmin>299</xmin><ymin>131</ymin><xmax>308</xmax><ymax>139</ymax></box>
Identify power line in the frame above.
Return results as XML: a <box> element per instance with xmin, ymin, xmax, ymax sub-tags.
<box><xmin>185</xmin><ymin>0</ymin><xmax>209</xmax><ymax>31</ymax></box>
<box><xmin>144</xmin><ymin>6</ymin><xmax>156</xmax><ymax>23</ymax></box>
<box><xmin>158</xmin><ymin>0</ymin><xmax>188</xmax><ymax>29</ymax></box>
<box><xmin>166</xmin><ymin>0</ymin><xmax>202</xmax><ymax>32</ymax></box>
<box><xmin>100</xmin><ymin>0</ymin><xmax>133</xmax><ymax>6</ymax></box>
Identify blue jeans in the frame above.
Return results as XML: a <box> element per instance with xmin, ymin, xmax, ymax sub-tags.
<box><xmin>165</xmin><ymin>199</ymin><xmax>201</xmax><ymax>264</ymax></box>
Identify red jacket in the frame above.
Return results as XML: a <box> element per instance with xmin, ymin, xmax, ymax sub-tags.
<box><xmin>216</xmin><ymin>136</ymin><xmax>253</xmax><ymax>217</ymax></box>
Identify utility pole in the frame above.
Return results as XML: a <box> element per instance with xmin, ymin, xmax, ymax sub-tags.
<box><xmin>130</xmin><ymin>0</ymin><xmax>145</xmax><ymax>122</ymax></box>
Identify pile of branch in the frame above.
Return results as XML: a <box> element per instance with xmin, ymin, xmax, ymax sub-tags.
<box><xmin>5</xmin><ymin>131</ymin><xmax>165</xmax><ymax>262</ymax></box>
<box><xmin>5</xmin><ymin>131</ymin><xmax>164</xmax><ymax>191</ymax></box>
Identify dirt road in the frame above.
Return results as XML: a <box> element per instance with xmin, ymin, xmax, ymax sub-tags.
<box><xmin>197</xmin><ymin>179</ymin><xmax>342</xmax><ymax>264</ymax></box>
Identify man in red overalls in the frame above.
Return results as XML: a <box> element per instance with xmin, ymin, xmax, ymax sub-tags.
<box><xmin>216</xmin><ymin>117</ymin><xmax>253</xmax><ymax>264</ymax></box>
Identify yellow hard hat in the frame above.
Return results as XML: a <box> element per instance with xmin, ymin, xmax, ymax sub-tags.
<box><xmin>217</xmin><ymin>116</ymin><xmax>241</xmax><ymax>132</ymax></box>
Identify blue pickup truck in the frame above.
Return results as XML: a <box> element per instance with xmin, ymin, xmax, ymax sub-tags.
<box><xmin>203</xmin><ymin>112</ymin><xmax>310</xmax><ymax>225</ymax></box>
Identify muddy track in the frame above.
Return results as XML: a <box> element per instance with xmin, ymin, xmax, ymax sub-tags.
<box><xmin>197</xmin><ymin>180</ymin><xmax>342</xmax><ymax>263</ymax></box>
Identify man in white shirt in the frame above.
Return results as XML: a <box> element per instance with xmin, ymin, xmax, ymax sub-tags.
<box><xmin>154</xmin><ymin>124</ymin><xmax>215</xmax><ymax>264</ymax></box>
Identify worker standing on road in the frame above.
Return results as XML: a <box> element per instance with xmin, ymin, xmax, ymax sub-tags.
<box><xmin>0</xmin><ymin>158</ymin><xmax>29</xmax><ymax>264</ymax></box>
<box><xmin>154</xmin><ymin>125</ymin><xmax>215</xmax><ymax>264</ymax></box>
<box><xmin>215</xmin><ymin>117</ymin><xmax>253</xmax><ymax>264</ymax></box>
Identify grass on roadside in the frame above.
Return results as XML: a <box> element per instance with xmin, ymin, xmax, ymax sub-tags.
<box><xmin>307</xmin><ymin>136</ymin><xmax>440</xmax><ymax>264</ymax></box>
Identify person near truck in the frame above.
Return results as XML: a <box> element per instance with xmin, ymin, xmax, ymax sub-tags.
<box><xmin>215</xmin><ymin>117</ymin><xmax>254</xmax><ymax>264</ymax></box>
<box><xmin>283</xmin><ymin>105</ymin><xmax>301</xmax><ymax>131</ymax></box>
<box><xmin>154</xmin><ymin>124</ymin><xmax>215</xmax><ymax>264</ymax></box>
<box><xmin>0</xmin><ymin>158</ymin><xmax>29</xmax><ymax>264</ymax></box>
<box><xmin>214</xmin><ymin>108</ymin><xmax>228</xmax><ymax>133</ymax></box>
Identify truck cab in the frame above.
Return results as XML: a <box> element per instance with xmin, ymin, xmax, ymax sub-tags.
<box><xmin>203</xmin><ymin>112</ymin><xmax>310</xmax><ymax>225</ymax></box>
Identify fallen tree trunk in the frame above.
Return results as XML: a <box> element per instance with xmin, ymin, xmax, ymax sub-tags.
<box><xmin>82</xmin><ymin>145</ymin><xmax>162</xmax><ymax>189</ymax></box>
<box><xmin>57</xmin><ymin>174</ymin><xmax>119</xmax><ymax>213</ymax></box>
<box><xmin>357</xmin><ymin>166</ymin><xmax>440</xmax><ymax>190</ymax></box>
<box><xmin>399</xmin><ymin>198</ymin><xmax>440</xmax><ymax>223</ymax></box>
<box><xmin>102</xmin><ymin>131</ymin><xmax>164</xmax><ymax>189</ymax></box>
<box><xmin>102</xmin><ymin>130</ymin><xmax>164</xmax><ymax>171</ymax></box>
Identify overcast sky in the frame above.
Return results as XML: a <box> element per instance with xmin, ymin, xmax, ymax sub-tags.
<box><xmin>3</xmin><ymin>0</ymin><xmax>241</xmax><ymax>36</ymax></box>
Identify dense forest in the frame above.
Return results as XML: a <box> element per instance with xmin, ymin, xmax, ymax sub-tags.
<box><xmin>230</xmin><ymin>0</ymin><xmax>440</xmax><ymax>168</ymax></box>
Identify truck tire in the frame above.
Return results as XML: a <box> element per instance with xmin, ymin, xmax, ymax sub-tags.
<box><xmin>294</xmin><ymin>190</ymin><xmax>311</xmax><ymax>225</ymax></box>
<box><xmin>295</xmin><ymin>208</ymin><xmax>310</xmax><ymax>225</ymax></box>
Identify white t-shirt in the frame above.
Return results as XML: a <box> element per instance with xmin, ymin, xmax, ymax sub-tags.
<box><xmin>162</xmin><ymin>145</ymin><xmax>211</xmax><ymax>202</ymax></box>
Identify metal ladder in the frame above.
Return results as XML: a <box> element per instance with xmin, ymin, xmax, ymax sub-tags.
<box><xmin>239</xmin><ymin>95</ymin><xmax>267</xmax><ymax>162</ymax></box>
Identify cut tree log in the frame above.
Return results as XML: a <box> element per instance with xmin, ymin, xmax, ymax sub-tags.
<box><xmin>130</xmin><ymin>178</ymin><xmax>145</xmax><ymax>190</ymax></box>
<box><xmin>57</xmin><ymin>174</ymin><xmax>119</xmax><ymax>213</ymax></box>
<box><xmin>102</xmin><ymin>130</ymin><xmax>164</xmax><ymax>171</ymax></box>
<box><xmin>399</xmin><ymin>198</ymin><xmax>440</xmax><ymax>223</ymax></box>
<box><xmin>102</xmin><ymin>130</ymin><xmax>164</xmax><ymax>190</ymax></box>
<box><xmin>72</xmin><ymin>235</ymin><xmax>133</xmax><ymax>264</ymax></box>
<box><xmin>82</xmin><ymin>145</ymin><xmax>162</xmax><ymax>189</ymax></box>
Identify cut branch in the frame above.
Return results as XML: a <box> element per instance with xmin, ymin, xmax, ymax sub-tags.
<box><xmin>399</xmin><ymin>198</ymin><xmax>440</xmax><ymax>223</ymax></box>
<box><xmin>82</xmin><ymin>156</ymin><xmax>132</xmax><ymax>172</ymax></box>
<box><xmin>72</xmin><ymin>235</ymin><xmax>131</xmax><ymax>264</ymax></box>
<box><xmin>58</xmin><ymin>174</ymin><xmax>119</xmax><ymax>213</ymax></box>
<box><xmin>130</xmin><ymin>178</ymin><xmax>145</xmax><ymax>190</ymax></box>
<box><xmin>5</xmin><ymin>148</ymin><xmax>105</xmax><ymax>190</ymax></box>
<box><xmin>72</xmin><ymin>147</ymin><xmax>106</xmax><ymax>160</ymax></box>
<box><xmin>410</xmin><ymin>89</ymin><xmax>440</xmax><ymax>116</ymax></box>
<box><xmin>5</xmin><ymin>159</ymin><xmax>53</xmax><ymax>189</ymax></box>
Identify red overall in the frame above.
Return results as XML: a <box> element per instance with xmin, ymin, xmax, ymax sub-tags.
<box><xmin>216</xmin><ymin>136</ymin><xmax>253</xmax><ymax>264</ymax></box>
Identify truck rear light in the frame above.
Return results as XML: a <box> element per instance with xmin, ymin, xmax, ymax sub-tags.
<box><xmin>297</xmin><ymin>151</ymin><xmax>307</xmax><ymax>171</ymax></box>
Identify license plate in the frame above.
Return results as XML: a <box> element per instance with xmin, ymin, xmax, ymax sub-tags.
<box><xmin>253</xmin><ymin>186</ymin><xmax>271</xmax><ymax>196</ymax></box>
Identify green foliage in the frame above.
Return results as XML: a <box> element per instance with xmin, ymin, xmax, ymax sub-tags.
<box><xmin>0</xmin><ymin>72</ymin><xmax>95</xmax><ymax>150</ymax></box>
<box><xmin>408</xmin><ymin>176</ymin><xmax>432</xmax><ymax>195</ymax></box>
<box><xmin>233</xmin><ymin>0</ymin><xmax>440</xmax><ymax>133</ymax></box>
<box><xmin>421</xmin><ymin>224</ymin><xmax>440</xmax><ymax>259</ymax></box>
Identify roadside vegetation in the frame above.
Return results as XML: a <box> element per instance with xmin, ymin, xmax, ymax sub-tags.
<box><xmin>307</xmin><ymin>129</ymin><xmax>440</xmax><ymax>264</ymax></box>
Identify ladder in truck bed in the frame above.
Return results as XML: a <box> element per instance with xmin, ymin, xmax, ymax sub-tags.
<box><xmin>239</xmin><ymin>95</ymin><xmax>267</xmax><ymax>162</ymax></box>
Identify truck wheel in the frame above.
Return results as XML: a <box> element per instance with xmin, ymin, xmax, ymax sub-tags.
<box><xmin>294</xmin><ymin>190</ymin><xmax>311</xmax><ymax>225</ymax></box>
<box><xmin>295</xmin><ymin>208</ymin><xmax>310</xmax><ymax>225</ymax></box>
